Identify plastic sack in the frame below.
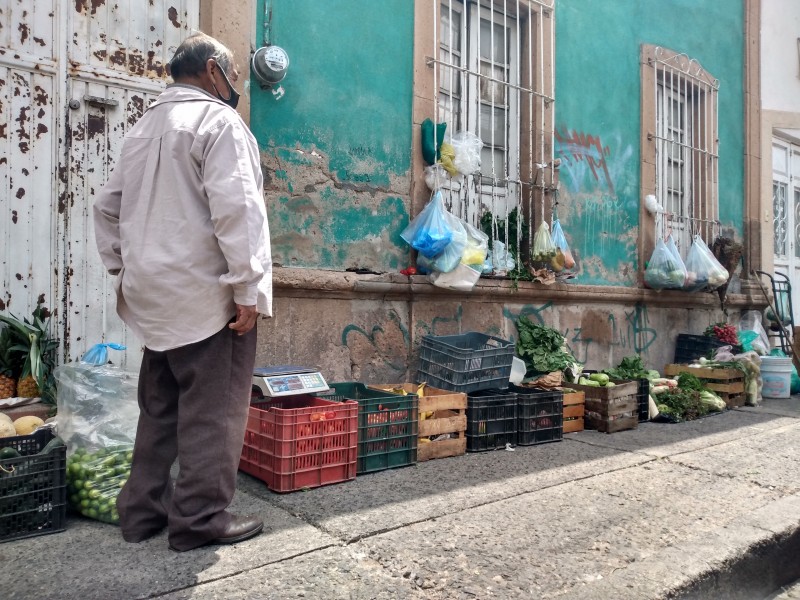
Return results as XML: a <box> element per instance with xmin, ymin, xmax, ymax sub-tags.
<box><xmin>738</xmin><ymin>310</ymin><xmax>769</xmax><ymax>355</ymax></box>
<box><xmin>430</xmin><ymin>214</ymin><xmax>467</xmax><ymax>273</ymax></box>
<box><xmin>450</xmin><ymin>131</ymin><xmax>483</xmax><ymax>176</ymax></box>
<box><xmin>684</xmin><ymin>235</ymin><xmax>729</xmax><ymax>292</ymax></box>
<box><xmin>424</xmin><ymin>164</ymin><xmax>448</xmax><ymax>191</ymax></box>
<box><xmin>438</xmin><ymin>142</ymin><xmax>458</xmax><ymax>176</ymax></box>
<box><xmin>551</xmin><ymin>219</ymin><xmax>576</xmax><ymax>270</ymax></box>
<box><xmin>664</xmin><ymin>235</ymin><xmax>687</xmax><ymax>288</ymax></box>
<box><xmin>531</xmin><ymin>221</ymin><xmax>557</xmax><ymax>267</ymax></box>
<box><xmin>400</xmin><ymin>190</ymin><xmax>453</xmax><ymax>258</ymax></box>
<box><xmin>461</xmin><ymin>222</ymin><xmax>489</xmax><ymax>269</ymax></box>
<box><xmin>484</xmin><ymin>240</ymin><xmax>516</xmax><ymax>274</ymax></box>
<box><xmin>644</xmin><ymin>238</ymin><xmax>686</xmax><ymax>290</ymax></box>
<box><xmin>80</xmin><ymin>343</ymin><xmax>127</xmax><ymax>366</ymax></box>
<box><xmin>429</xmin><ymin>263</ymin><xmax>481</xmax><ymax>291</ymax></box>
<box><xmin>54</xmin><ymin>362</ymin><xmax>139</xmax><ymax>525</ymax></box>
<box><xmin>421</xmin><ymin>119</ymin><xmax>447</xmax><ymax>165</ymax></box>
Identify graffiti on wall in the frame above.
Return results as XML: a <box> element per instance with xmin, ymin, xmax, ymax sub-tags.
<box><xmin>554</xmin><ymin>127</ymin><xmax>634</xmax><ymax>195</ymax></box>
<box><xmin>341</xmin><ymin>309</ymin><xmax>410</xmax><ymax>372</ymax></box>
<box><xmin>504</xmin><ymin>302</ymin><xmax>656</xmax><ymax>364</ymax></box>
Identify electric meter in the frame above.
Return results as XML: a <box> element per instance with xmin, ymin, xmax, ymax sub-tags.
<box><xmin>251</xmin><ymin>45</ymin><xmax>289</xmax><ymax>87</ymax></box>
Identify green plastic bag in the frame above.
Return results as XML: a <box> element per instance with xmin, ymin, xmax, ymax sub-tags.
<box><xmin>421</xmin><ymin>119</ymin><xmax>447</xmax><ymax>165</ymax></box>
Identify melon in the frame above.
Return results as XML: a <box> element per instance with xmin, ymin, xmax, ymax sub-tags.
<box><xmin>13</xmin><ymin>416</ymin><xmax>44</xmax><ymax>436</ymax></box>
<box><xmin>0</xmin><ymin>420</ymin><xmax>16</xmax><ymax>438</ymax></box>
<box><xmin>0</xmin><ymin>412</ymin><xmax>12</xmax><ymax>426</ymax></box>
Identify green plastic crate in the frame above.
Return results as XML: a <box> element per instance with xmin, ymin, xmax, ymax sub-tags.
<box><xmin>325</xmin><ymin>383</ymin><xmax>418</xmax><ymax>474</ymax></box>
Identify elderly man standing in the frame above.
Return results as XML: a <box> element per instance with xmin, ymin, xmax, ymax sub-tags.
<box><xmin>93</xmin><ymin>32</ymin><xmax>272</xmax><ymax>552</ymax></box>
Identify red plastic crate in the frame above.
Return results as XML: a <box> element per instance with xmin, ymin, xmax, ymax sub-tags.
<box><xmin>239</xmin><ymin>395</ymin><xmax>358</xmax><ymax>493</ymax></box>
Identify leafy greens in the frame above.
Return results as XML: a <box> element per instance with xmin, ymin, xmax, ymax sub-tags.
<box><xmin>515</xmin><ymin>315</ymin><xmax>577</xmax><ymax>375</ymax></box>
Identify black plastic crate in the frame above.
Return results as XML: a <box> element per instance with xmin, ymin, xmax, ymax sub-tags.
<box><xmin>466</xmin><ymin>389</ymin><xmax>517</xmax><ymax>452</ymax></box>
<box><xmin>673</xmin><ymin>334</ymin><xmax>734</xmax><ymax>364</ymax></box>
<box><xmin>510</xmin><ymin>385</ymin><xmax>563</xmax><ymax>446</ymax></box>
<box><xmin>0</xmin><ymin>427</ymin><xmax>67</xmax><ymax>543</ymax></box>
<box><xmin>417</xmin><ymin>332</ymin><xmax>515</xmax><ymax>393</ymax></box>
<box><xmin>636</xmin><ymin>378</ymin><xmax>650</xmax><ymax>422</ymax></box>
<box><xmin>325</xmin><ymin>383</ymin><xmax>418</xmax><ymax>474</ymax></box>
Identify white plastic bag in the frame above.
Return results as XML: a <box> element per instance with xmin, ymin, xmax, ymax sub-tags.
<box><xmin>450</xmin><ymin>131</ymin><xmax>483</xmax><ymax>176</ymax></box>
<box><xmin>424</xmin><ymin>164</ymin><xmax>449</xmax><ymax>191</ymax></box>
<box><xmin>430</xmin><ymin>263</ymin><xmax>482</xmax><ymax>291</ymax></box>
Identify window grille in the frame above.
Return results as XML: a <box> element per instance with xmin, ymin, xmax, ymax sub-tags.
<box><xmin>428</xmin><ymin>0</ymin><xmax>556</xmax><ymax>275</ymax></box>
<box><xmin>648</xmin><ymin>46</ymin><xmax>720</xmax><ymax>256</ymax></box>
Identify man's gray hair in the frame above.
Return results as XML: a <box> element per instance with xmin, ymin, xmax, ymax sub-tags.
<box><xmin>168</xmin><ymin>32</ymin><xmax>233</xmax><ymax>79</ymax></box>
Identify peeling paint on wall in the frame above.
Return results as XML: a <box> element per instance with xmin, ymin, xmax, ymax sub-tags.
<box><xmin>251</xmin><ymin>0</ymin><xmax>414</xmax><ymax>273</ymax></box>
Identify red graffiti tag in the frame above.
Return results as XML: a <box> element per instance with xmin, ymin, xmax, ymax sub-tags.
<box><xmin>554</xmin><ymin>127</ymin><xmax>615</xmax><ymax>194</ymax></box>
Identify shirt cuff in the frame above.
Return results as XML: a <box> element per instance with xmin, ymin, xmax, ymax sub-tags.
<box><xmin>232</xmin><ymin>284</ymin><xmax>259</xmax><ymax>306</ymax></box>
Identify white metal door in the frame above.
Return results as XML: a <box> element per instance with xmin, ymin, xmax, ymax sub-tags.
<box><xmin>0</xmin><ymin>0</ymin><xmax>59</xmax><ymax>319</ymax></box>
<box><xmin>772</xmin><ymin>138</ymin><xmax>800</xmax><ymax>322</ymax></box>
<box><xmin>60</xmin><ymin>1</ymin><xmax>199</xmax><ymax>369</ymax></box>
<box><xmin>1</xmin><ymin>1</ymin><xmax>198</xmax><ymax>370</ymax></box>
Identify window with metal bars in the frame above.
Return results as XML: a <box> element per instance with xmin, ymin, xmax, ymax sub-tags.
<box><xmin>643</xmin><ymin>45</ymin><xmax>720</xmax><ymax>258</ymax></box>
<box><xmin>430</xmin><ymin>0</ymin><xmax>555</xmax><ymax>275</ymax></box>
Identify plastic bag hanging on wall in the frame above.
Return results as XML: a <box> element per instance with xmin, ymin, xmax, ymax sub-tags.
<box><xmin>664</xmin><ymin>234</ymin><xmax>687</xmax><ymax>289</ymax></box>
<box><xmin>684</xmin><ymin>235</ymin><xmax>729</xmax><ymax>292</ymax></box>
<box><xmin>400</xmin><ymin>190</ymin><xmax>453</xmax><ymax>258</ymax></box>
<box><xmin>551</xmin><ymin>219</ymin><xmax>575</xmax><ymax>271</ymax></box>
<box><xmin>531</xmin><ymin>221</ymin><xmax>556</xmax><ymax>269</ymax></box>
<box><xmin>644</xmin><ymin>237</ymin><xmax>686</xmax><ymax>290</ymax></box>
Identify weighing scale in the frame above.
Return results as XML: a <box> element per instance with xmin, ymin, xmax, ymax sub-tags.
<box><xmin>252</xmin><ymin>365</ymin><xmax>330</xmax><ymax>398</ymax></box>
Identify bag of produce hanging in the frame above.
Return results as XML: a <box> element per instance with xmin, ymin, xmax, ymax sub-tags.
<box><xmin>551</xmin><ymin>218</ymin><xmax>576</xmax><ymax>271</ymax></box>
<box><xmin>461</xmin><ymin>221</ymin><xmax>490</xmax><ymax>270</ymax></box>
<box><xmin>54</xmin><ymin>347</ymin><xmax>139</xmax><ymax>525</ymax></box>
<box><xmin>663</xmin><ymin>234</ymin><xmax>687</xmax><ymax>289</ymax></box>
<box><xmin>531</xmin><ymin>221</ymin><xmax>557</xmax><ymax>269</ymax></box>
<box><xmin>400</xmin><ymin>190</ymin><xmax>454</xmax><ymax>258</ymax></box>
<box><xmin>684</xmin><ymin>235</ymin><xmax>729</xmax><ymax>292</ymax></box>
<box><xmin>644</xmin><ymin>237</ymin><xmax>687</xmax><ymax>290</ymax></box>
<box><xmin>429</xmin><ymin>213</ymin><xmax>468</xmax><ymax>273</ymax></box>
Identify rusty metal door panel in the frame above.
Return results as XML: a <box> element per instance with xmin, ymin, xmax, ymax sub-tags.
<box><xmin>70</xmin><ymin>0</ymin><xmax>196</xmax><ymax>83</ymax></box>
<box><xmin>0</xmin><ymin>0</ymin><xmax>56</xmax><ymax>62</ymax></box>
<box><xmin>0</xmin><ymin>65</ymin><xmax>57</xmax><ymax>315</ymax></box>
<box><xmin>60</xmin><ymin>1</ymin><xmax>199</xmax><ymax>370</ymax></box>
<box><xmin>62</xmin><ymin>82</ymin><xmax>161</xmax><ymax>368</ymax></box>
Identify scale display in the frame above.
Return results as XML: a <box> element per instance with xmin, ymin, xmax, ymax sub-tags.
<box><xmin>252</xmin><ymin>366</ymin><xmax>329</xmax><ymax>397</ymax></box>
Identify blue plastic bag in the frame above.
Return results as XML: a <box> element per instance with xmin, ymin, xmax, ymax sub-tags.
<box><xmin>400</xmin><ymin>190</ymin><xmax>453</xmax><ymax>258</ymax></box>
<box><xmin>80</xmin><ymin>343</ymin><xmax>126</xmax><ymax>365</ymax></box>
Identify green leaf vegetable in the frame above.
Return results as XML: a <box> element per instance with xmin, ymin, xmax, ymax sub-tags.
<box><xmin>515</xmin><ymin>316</ymin><xmax>577</xmax><ymax>375</ymax></box>
<box><xmin>602</xmin><ymin>355</ymin><xmax>649</xmax><ymax>380</ymax></box>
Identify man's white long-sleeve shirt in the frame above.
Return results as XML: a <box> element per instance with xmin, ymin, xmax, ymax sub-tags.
<box><xmin>94</xmin><ymin>84</ymin><xmax>272</xmax><ymax>351</ymax></box>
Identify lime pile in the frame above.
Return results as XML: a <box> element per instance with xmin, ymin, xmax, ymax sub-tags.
<box><xmin>66</xmin><ymin>446</ymin><xmax>132</xmax><ymax>524</ymax></box>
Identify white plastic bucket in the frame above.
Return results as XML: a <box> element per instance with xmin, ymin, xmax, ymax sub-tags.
<box><xmin>760</xmin><ymin>356</ymin><xmax>793</xmax><ymax>399</ymax></box>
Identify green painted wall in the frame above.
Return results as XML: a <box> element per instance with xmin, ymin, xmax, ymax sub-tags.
<box><xmin>555</xmin><ymin>0</ymin><xmax>745</xmax><ymax>286</ymax></box>
<box><xmin>251</xmin><ymin>0</ymin><xmax>414</xmax><ymax>271</ymax></box>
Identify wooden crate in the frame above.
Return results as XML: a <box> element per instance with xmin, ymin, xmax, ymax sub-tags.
<box><xmin>561</xmin><ymin>390</ymin><xmax>585</xmax><ymax>433</ymax></box>
<box><xmin>566</xmin><ymin>380</ymin><xmax>638</xmax><ymax>433</ymax></box>
<box><xmin>663</xmin><ymin>364</ymin><xmax>746</xmax><ymax>408</ymax></box>
<box><xmin>369</xmin><ymin>384</ymin><xmax>467</xmax><ymax>461</ymax></box>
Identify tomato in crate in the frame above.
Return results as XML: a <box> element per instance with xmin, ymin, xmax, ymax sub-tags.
<box><xmin>239</xmin><ymin>395</ymin><xmax>358</xmax><ymax>493</ymax></box>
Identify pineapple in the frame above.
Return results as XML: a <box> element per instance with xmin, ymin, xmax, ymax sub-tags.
<box><xmin>0</xmin><ymin>327</ymin><xmax>17</xmax><ymax>399</ymax></box>
<box><xmin>0</xmin><ymin>303</ymin><xmax>58</xmax><ymax>403</ymax></box>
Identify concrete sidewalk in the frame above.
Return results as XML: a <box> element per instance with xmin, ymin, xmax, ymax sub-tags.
<box><xmin>4</xmin><ymin>397</ymin><xmax>800</xmax><ymax>600</ymax></box>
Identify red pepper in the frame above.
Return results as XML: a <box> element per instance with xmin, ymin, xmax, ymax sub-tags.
<box><xmin>406</xmin><ymin>267</ymin><xmax>417</xmax><ymax>275</ymax></box>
